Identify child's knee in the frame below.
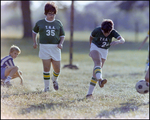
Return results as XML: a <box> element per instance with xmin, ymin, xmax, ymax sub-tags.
<box><xmin>14</xmin><ymin>66</ymin><xmax>19</xmax><ymax>71</ymax></box>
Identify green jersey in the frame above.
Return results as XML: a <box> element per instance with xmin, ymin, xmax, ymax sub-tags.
<box><xmin>33</xmin><ymin>18</ymin><xmax>65</xmax><ymax>44</ymax></box>
<box><xmin>91</xmin><ymin>27</ymin><xmax>120</xmax><ymax>49</ymax></box>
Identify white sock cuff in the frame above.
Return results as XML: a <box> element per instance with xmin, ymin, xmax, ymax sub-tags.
<box><xmin>43</xmin><ymin>71</ymin><xmax>50</xmax><ymax>74</ymax></box>
<box><xmin>94</xmin><ymin>66</ymin><xmax>101</xmax><ymax>69</ymax></box>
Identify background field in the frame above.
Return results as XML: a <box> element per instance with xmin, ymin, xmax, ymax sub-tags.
<box><xmin>1</xmin><ymin>33</ymin><xmax>149</xmax><ymax>119</ymax></box>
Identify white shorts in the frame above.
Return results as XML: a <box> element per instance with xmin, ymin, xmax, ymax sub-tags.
<box><xmin>39</xmin><ymin>44</ymin><xmax>61</xmax><ymax>61</ymax></box>
<box><xmin>89</xmin><ymin>43</ymin><xmax>108</xmax><ymax>60</ymax></box>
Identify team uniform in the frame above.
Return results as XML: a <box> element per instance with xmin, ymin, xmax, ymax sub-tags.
<box><xmin>32</xmin><ymin>17</ymin><xmax>65</xmax><ymax>92</ymax></box>
<box><xmin>32</xmin><ymin>18</ymin><xmax>65</xmax><ymax>61</ymax></box>
<box><xmin>90</xmin><ymin>27</ymin><xmax>121</xmax><ymax>59</ymax></box>
<box><xmin>87</xmin><ymin>26</ymin><xmax>123</xmax><ymax>97</ymax></box>
<box><xmin>1</xmin><ymin>55</ymin><xmax>15</xmax><ymax>80</ymax></box>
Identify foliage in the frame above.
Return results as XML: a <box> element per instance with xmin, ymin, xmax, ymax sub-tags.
<box><xmin>1</xmin><ymin>1</ymin><xmax>149</xmax><ymax>34</ymax></box>
<box><xmin>117</xmin><ymin>1</ymin><xmax>149</xmax><ymax>11</ymax></box>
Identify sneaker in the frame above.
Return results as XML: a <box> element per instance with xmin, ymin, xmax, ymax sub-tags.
<box><xmin>53</xmin><ymin>81</ymin><xmax>58</xmax><ymax>90</ymax></box>
<box><xmin>4</xmin><ymin>81</ymin><xmax>12</xmax><ymax>87</ymax></box>
<box><xmin>44</xmin><ymin>87</ymin><xmax>50</xmax><ymax>92</ymax></box>
<box><xmin>98</xmin><ymin>79</ymin><xmax>107</xmax><ymax>88</ymax></box>
<box><xmin>86</xmin><ymin>94</ymin><xmax>93</xmax><ymax>98</ymax></box>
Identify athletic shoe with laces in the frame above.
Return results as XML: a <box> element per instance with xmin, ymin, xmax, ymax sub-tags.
<box><xmin>53</xmin><ymin>81</ymin><xmax>58</xmax><ymax>90</ymax></box>
<box><xmin>98</xmin><ymin>79</ymin><xmax>107</xmax><ymax>88</ymax></box>
<box><xmin>44</xmin><ymin>87</ymin><xmax>50</xmax><ymax>92</ymax></box>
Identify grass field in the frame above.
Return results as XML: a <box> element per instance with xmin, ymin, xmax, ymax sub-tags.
<box><xmin>1</xmin><ymin>36</ymin><xmax>149</xmax><ymax>119</ymax></box>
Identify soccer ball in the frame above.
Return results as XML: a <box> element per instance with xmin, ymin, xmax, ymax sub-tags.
<box><xmin>135</xmin><ymin>80</ymin><xmax>149</xmax><ymax>94</ymax></box>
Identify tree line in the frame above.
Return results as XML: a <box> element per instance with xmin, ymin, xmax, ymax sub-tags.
<box><xmin>1</xmin><ymin>1</ymin><xmax>149</xmax><ymax>39</ymax></box>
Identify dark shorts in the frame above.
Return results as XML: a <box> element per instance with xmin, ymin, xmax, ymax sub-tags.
<box><xmin>1</xmin><ymin>67</ymin><xmax>6</xmax><ymax>80</ymax></box>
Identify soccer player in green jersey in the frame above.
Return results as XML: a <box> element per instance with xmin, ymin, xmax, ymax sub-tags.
<box><xmin>32</xmin><ymin>2</ymin><xmax>65</xmax><ymax>92</ymax></box>
<box><xmin>86</xmin><ymin>19</ymin><xmax>125</xmax><ymax>98</ymax></box>
<box><xmin>138</xmin><ymin>30</ymin><xmax>149</xmax><ymax>73</ymax></box>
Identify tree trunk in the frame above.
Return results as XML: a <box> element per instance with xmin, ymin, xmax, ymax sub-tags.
<box><xmin>21</xmin><ymin>1</ymin><xmax>32</xmax><ymax>38</ymax></box>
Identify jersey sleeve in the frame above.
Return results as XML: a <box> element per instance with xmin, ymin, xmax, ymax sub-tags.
<box><xmin>112</xmin><ymin>29</ymin><xmax>121</xmax><ymax>39</ymax></box>
<box><xmin>59</xmin><ymin>21</ymin><xmax>65</xmax><ymax>37</ymax></box>
<box><xmin>32</xmin><ymin>22</ymin><xmax>39</xmax><ymax>33</ymax></box>
<box><xmin>3</xmin><ymin>57</ymin><xmax>15</xmax><ymax>67</ymax></box>
<box><xmin>91</xmin><ymin>28</ymin><xmax>99</xmax><ymax>37</ymax></box>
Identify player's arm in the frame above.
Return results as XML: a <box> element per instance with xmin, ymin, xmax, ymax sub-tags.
<box><xmin>110</xmin><ymin>36</ymin><xmax>125</xmax><ymax>46</ymax></box>
<box><xmin>12</xmin><ymin>70</ymin><xmax>24</xmax><ymax>85</ymax></box>
<box><xmin>138</xmin><ymin>35</ymin><xmax>149</xmax><ymax>50</ymax></box>
<box><xmin>17</xmin><ymin>71</ymin><xmax>24</xmax><ymax>85</ymax></box>
<box><xmin>58</xmin><ymin>36</ymin><xmax>65</xmax><ymax>49</ymax></box>
<box><xmin>32</xmin><ymin>31</ymin><xmax>38</xmax><ymax>49</ymax></box>
<box><xmin>89</xmin><ymin>36</ymin><xmax>93</xmax><ymax>47</ymax></box>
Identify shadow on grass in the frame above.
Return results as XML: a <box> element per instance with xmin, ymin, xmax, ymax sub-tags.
<box><xmin>1</xmin><ymin>90</ymin><xmax>43</xmax><ymax>99</ymax></box>
<box><xmin>95</xmin><ymin>98</ymin><xmax>149</xmax><ymax>118</ymax></box>
<box><xmin>104</xmin><ymin>72</ymin><xmax>144</xmax><ymax>78</ymax></box>
<box><xmin>20</xmin><ymin>96</ymin><xmax>88</xmax><ymax>115</ymax></box>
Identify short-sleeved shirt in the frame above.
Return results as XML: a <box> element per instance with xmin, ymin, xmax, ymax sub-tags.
<box><xmin>1</xmin><ymin>55</ymin><xmax>15</xmax><ymax>68</ymax></box>
<box><xmin>91</xmin><ymin>27</ymin><xmax>120</xmax><ymax>49</ymax></box>
<box><xmin>33</xmin><ymin>18</ymin><xmax>65</xmax><ymax>44</ymax></box>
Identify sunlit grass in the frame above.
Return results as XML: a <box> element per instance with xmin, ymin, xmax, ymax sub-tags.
<box><xmin>1</xmin><ymin>38</ymin><xmax>149</xmax><ymax>119</ymax></box>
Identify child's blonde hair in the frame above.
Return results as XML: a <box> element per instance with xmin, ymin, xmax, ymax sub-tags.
<box><xmin>9</xmin><ymin>45</ymin><xmax>21</xmax><ymax>54</ymax></box>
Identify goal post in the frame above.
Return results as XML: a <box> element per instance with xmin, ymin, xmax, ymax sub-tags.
<box><xmin>63</xmin><ymin>0</ymin><xmax>79</xmax><ymax>69</ymax></box>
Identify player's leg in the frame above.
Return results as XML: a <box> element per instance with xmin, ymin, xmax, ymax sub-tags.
<box><xmin>98</xmin><ymin>58</ymin><xmax>107</xmax><ymax>88</ymax></box>
<box><xmin>145</xmin><ymin>54</ymin><xmax>149</xmax><ymax>72</ymax></box>
<box><xmin>86</xmin><ymin>50</ymin><xmax>101</xmax><ymax>97</ymax></box>
<box><xmin>144</xmin><ymin>46</ymin><xmax>149</xmax><ymax>72</ymax></box>
<box><xmin>12</xmin><ymin>71</ymin><xmax>22</xmax><ymax>79</ymax></box>
<box><xmin>51</xmin><ymin>60</ymin><xmax>60</xmax><ymax>90</ymax></box>
<box><xmin>145</xmin><ymin>67</ymin><xmax>149</xmax><ymax>83</ymax></box>
<box><xmin>91</xmin><ymin>50</ymin><xmax>102</xmax><ymax>80</ymax></box>
<box><xmin>12</xmin><ymin>71</ymin><xmax>24</xmax><ymax>85</ymax></box>
<box><xmin>4</xmin><ymin>66</ymin><xmax>18</xmax><ymax>86</ymax></box>
<box><xmin>42</xmin><ymin>59</ymin><xmax>51</xmax><ymax>92</ymax></box>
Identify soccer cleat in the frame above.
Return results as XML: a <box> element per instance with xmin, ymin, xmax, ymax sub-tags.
<box><xmin>44</xmin><ymin>87</ymin><xmax>50</xmax><ymax>92</ymax></box>
<box><xmin>98</xmin><ymin>79</ymin><xmax>107</xmax><ymax>88</ymax></box>
<box><xmin>53</xmin><ymin>81</ymin><xmax>59</xmax><ymax>90</ymax></box>
<box><xmin>86</xmin><ymin>94</ymin><xmax>93</xmax><ymax>98</ymax></box>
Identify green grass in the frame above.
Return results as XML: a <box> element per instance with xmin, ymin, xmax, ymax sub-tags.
<box><xmin>1</xmin><ymin>38</ymin><xmax>149</xmax><ymax>119</ymax></box>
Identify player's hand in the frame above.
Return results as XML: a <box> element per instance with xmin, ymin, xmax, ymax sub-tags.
<box><xmin>33</xmin><ymin>43</ymin><xmax>38</xmax><ymax>49</ymax></box>
<box><xmin>57</xmin><ymin>44</ymin><xmax>63</xmax><ymax>49</ymax></box>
